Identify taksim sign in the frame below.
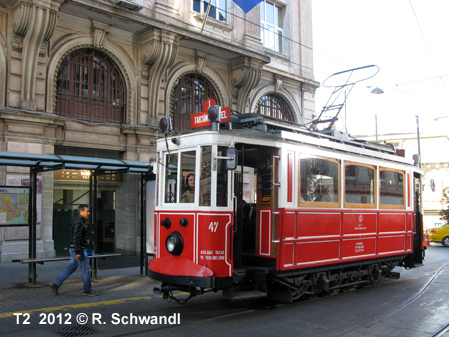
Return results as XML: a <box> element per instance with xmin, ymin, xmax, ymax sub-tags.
<box><xmin>191</xmin><ymin>99</ymin><xmax>230</xmax><ymax>128</ymax></box>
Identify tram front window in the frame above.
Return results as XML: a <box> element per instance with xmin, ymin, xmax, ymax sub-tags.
<box><xmin>165</xmin><ymin>153</ymin><xmax>178</xmax><ymax>203</ymax></box>
<box><xmin>181</xmin><ymin>151</ymin><xmax>196</xmax><ymax>203</ymax></box>
<box><xmin>217</xmin><ymin>147</ymin><xmax>228</xmax><ymax>207</ymax></box>
<box><xmin>200</xmin><ymin>147</ymin><xmax>212</xmax><ymax>206</ymax></box>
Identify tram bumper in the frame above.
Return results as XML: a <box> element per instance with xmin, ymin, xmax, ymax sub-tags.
<box><xmin>148</xmin><ymin>255</ymin><xmax>215</xmax><ymax>288</ymax></box>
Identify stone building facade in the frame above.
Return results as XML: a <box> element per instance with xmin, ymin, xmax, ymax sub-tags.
<box><xmin>0</xmin><ymin>0</ymin><xmax>318</xmax><ymax>262</ymax></box>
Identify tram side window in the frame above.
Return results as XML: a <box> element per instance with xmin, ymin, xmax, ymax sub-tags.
<box><xmin>180</xmin><ymin>151</ymin><xmax>196</xmax><ymax>203</ymax></box>
<box><xmin>380</xmin><ymin>168</ymin><xmax>405</xmax><ymax>208</ymax></box>
<box><xmin>345</xmin><ymin>163</ymin><xmax>375</xmax><ymax>207</ymax></box>
<box><xmin>217</xmin><ymin>147</ymin><xmax>228</xmax><ymax>207</ymax></box>
<box><xmin>165</xmin><ymin>153</ymin><xmax>178</xmax><ymax>203</ymax></box>
<box><xmin>200</xmin><ymin>147</ymin><xmax>212</xmax><ymax>206</ymax></box>
<box><xmin>299</xmin><ymin>158</ymin><xmax>339</xmax><ymax>205</ymax></box>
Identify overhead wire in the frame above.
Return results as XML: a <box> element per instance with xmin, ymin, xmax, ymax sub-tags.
<box><xmin>408</xmin><ymin>0</ymin><xmax>445</xmax><ymax>86</ymax></box>
<box><xmin>127</xmin><ymin>1</ymin><xmax>333</xmax><ymax>77</ymax></box>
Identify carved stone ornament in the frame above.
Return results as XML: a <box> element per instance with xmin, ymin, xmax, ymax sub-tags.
<box><xmin>13</xmin><ymin>0</ymin><xmax>63</xmax><ymax>110</ymax></box>
<box><xmin>91</xmin><ymin>21</ymin><xmax>109</xmax><ymax>48</ymax></box>
<box><xmin>196</xmin><ymin>53</ymin><xmax>206</xmax><ymax>73</ymax></box>
<box><xmin>142</xmin><ymin>29</ymin><xmax>180</xmax><ymax>121</ymax></box>
<box><xmin>231</xmin><ymin>57</ymin><xmax>264</xmax><ymax>114</ymax></box>
<box><xmin>275</xmin><ymin>78</ymin><xmax>283</xmax><ymax>92</ymax></box>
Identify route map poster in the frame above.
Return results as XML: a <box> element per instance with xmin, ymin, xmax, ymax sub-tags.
<box><xmin>0</xmin><ymin>186</ymin><xmax>30</xmax><ymax>225</ymax></box>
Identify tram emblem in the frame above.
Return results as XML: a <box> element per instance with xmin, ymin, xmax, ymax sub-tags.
<box><xmin>358</xmin><ymin>214</ymin><xmax>363</xmax><ymax>223</ymax></box>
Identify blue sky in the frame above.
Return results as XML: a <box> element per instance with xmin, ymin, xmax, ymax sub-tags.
<box><xmin>312</xmin><ymin>0</ymin><xmax>449</xmax><ymax>137</ymax></box>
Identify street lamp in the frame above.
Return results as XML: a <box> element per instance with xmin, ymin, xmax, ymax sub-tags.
<box><xmin>370</xmin><ymin>87</ymin><xmax>384</xmax><ymax>142</ymax></box>
<box><xmin>434</xmin><ymin>116</ymin><xmax>449</xmax><ymax>121</ymax></box>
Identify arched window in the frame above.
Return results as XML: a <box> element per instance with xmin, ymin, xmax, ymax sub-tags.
<box><xmin>55</xmin><ymin>49</ymin><xmax>126</xmax><ymax>124</ymax></box>
<box><xmin>170</xmin><ymin>73</ymin><xmax>219</xmax><ymax>132</ymax></box>
<box><xmin>257</xmin><ymin>93</ymin><xmax>295</xmax><ymax>122</ymax></box>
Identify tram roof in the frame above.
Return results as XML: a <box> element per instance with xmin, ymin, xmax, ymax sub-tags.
<box><xmin>159</xmin><ymin>114</ymin><xmax>418</xmax><ymax>167</ymax></box>
<box><xmin>0</xmin><ymin>151</ymin><xmax>151</xmax><ymax>173</ymax></box>
<box><xmin>232</xmin><ymin>114</ymin><xmax>397</xmax><ymax>153</ymax></box>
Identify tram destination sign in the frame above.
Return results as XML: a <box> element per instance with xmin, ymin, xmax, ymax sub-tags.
<box><xmin>191</xmin><ymin>98</ymin><xmax>231</xmax><ymax>128</ymax></box>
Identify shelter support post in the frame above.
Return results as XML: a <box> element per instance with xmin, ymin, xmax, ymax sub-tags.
<box><xmin>28</xmin><ymin>168</ymin><xmax>38</xmax><ymax>285</ymax></box>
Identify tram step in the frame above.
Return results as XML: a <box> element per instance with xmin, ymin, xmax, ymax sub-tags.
<box><xmin>222</xmin><ymin>289</ymin><xmax>267</xmax><ymax>300</ymax></box>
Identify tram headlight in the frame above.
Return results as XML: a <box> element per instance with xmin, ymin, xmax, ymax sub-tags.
<box><xmin>207</xmin><ymin>105</ymin><xmax>222</xmax><ymax>123</ymax></box>
<box><xmin>159</xmin><ymin>116</ymin><xmax>172</xmax><ymax>133</ymax></box>
<box><xmin>165</xmin><ymin>231</ymin><xmax>184</xmax><ymax>256</ymax></box>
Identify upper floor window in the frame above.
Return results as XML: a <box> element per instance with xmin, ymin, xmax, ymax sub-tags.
<box><xmin>257</xmin><ymin>93</ymin><xmax>294</xmax><ymax>122</ymax></box>
<box><xmin>260</xmin><ymin>0</ymin><xmax>283</xmax><ymax>52</ymax></box>
<box><xmin>170</xmin><ymin>73</ymin><xmax>219</xmax><ymax>133</ymax></box>
<box><xmin>193</xmin><ymin>0</ymin><xmax>227</xmax><ymax>22</ymax></box>
<box><xmin>55</xmin><ymin>49</ymin><xmax>126</xmax><ymax>124</ymax></box>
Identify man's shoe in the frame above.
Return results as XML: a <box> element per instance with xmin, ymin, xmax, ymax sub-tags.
<box><xmin>83</xmin><ymin>290</ymin><xmax>100</xmax><ymax>296</ymax></box>
<box><xmin>51</xmin><ymin>283</ymin><xmax>59</xmax><ymax>296</ymax></box>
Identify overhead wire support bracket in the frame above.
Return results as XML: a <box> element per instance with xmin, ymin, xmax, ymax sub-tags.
<box><xmin>310</xmin><ymin>65</ymin><xmax>380</xmax><ymax>133</ymax></box>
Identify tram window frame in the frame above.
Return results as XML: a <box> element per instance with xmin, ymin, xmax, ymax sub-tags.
<box><xmin>164</xmin><ymin>152</ymin><xmax>179</xmax><ymax>204</ymax></box>
<box><xmin>156</xmin><ymin>153</ymin><xmax>161</xmax><ymax>206</ymax></box>
<box><xmin>299</xmin><ymin>157</ymin><xmax>340</xmax><ymax>208</ymax></box>
<box><xmin>180</xmin><ymin>150</ymin><xmax>197</xmax><ymax>204</ymax></box>
<box><xmin>199</xmin><ymin>146</ymin><xmax>212</xmax><ymax>206</ymax></box>
<box><xmin>379</xmin><ymin>168</ymin><xmax>405</xmax><ymax>209</ymax></box>
<box><xmin>216</xmin><ymin>146</ymin><xmax>229</xmax><ymax>207</ymax></box>
<box><xmin>344</xmin><ymin>162</ymin><xmax>376</xmax><ymax>209</ymax></box>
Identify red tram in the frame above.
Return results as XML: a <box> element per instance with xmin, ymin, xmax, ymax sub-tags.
<box><xmin>148</xmin><ymin>112</ymin><xmax>425</xmax><ymax>303</ymax></box>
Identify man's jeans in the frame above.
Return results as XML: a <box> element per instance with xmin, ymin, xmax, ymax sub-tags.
<box><xmin>53</xmin><ymin>248</ymin><xmax>92</xmax><ymax>293</ymax></box>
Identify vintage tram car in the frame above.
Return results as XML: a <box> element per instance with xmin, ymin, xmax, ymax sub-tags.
<box><xmin>148</xmin><ymin>112</ymin><xmax>425</xmax><ymax>303</ymax></box>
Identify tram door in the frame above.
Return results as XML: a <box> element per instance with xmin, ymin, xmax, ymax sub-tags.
<box><xmin>233</xmin><ymin>145</ymin><xmax>278</xmax><ymax>268</ymax></box>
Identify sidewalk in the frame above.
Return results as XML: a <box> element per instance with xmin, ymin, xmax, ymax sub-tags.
<box><xmin>0</xmin><ymin>259</ymin><xmax>155</xmax><ymax>326</ymax></box>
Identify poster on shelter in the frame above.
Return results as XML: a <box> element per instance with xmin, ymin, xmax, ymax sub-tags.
<box><xmin>6</xmin><ymin>175</ymin><xmax>42</xmax><ymax>223</ymax></box>
<box><xmin>0</xmin><ymin>186</ymin><xmax>30</xmax><ymax>225</ymax></box>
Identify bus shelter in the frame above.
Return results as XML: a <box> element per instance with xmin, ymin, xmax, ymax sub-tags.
<box><xmin>0</xmin><ymin>151</ymin><xmax>153</xmax><ymax>284</ymax></box>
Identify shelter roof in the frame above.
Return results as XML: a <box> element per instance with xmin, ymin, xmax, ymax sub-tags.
<box><xmin>0</xmin><ymin>151</ymin><xmax>151</xmax><ymax>173</ymax></box>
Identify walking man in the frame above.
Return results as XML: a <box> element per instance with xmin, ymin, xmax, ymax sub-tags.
<box><xmin>51</xmin><ymin>204</ymin><xmax>99</xmax><ymax>296</ymax></box>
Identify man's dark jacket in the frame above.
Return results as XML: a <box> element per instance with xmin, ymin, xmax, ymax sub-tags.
<box><xmin>69</xmin><ymin>215</ymin><xmax>88</xmax><ymax>254</ymax></box>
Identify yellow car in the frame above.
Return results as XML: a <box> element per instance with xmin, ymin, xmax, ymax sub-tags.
<box><xmin>428</xmin><ymin>222</ymin><xmax>449</xmax><ymax>247</ymax></box>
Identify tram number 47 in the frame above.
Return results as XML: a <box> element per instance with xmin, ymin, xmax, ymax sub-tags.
<box><xmin>209</xmin><ymin>222</ymin><xmax>219</xmax><ymax>232</ymax></box>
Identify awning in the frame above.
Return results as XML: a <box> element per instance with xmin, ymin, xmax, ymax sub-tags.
<box><xmin>0</xmin><ymin>151</ymin><xmax>152</xmax><ymax>173</ymax></box>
